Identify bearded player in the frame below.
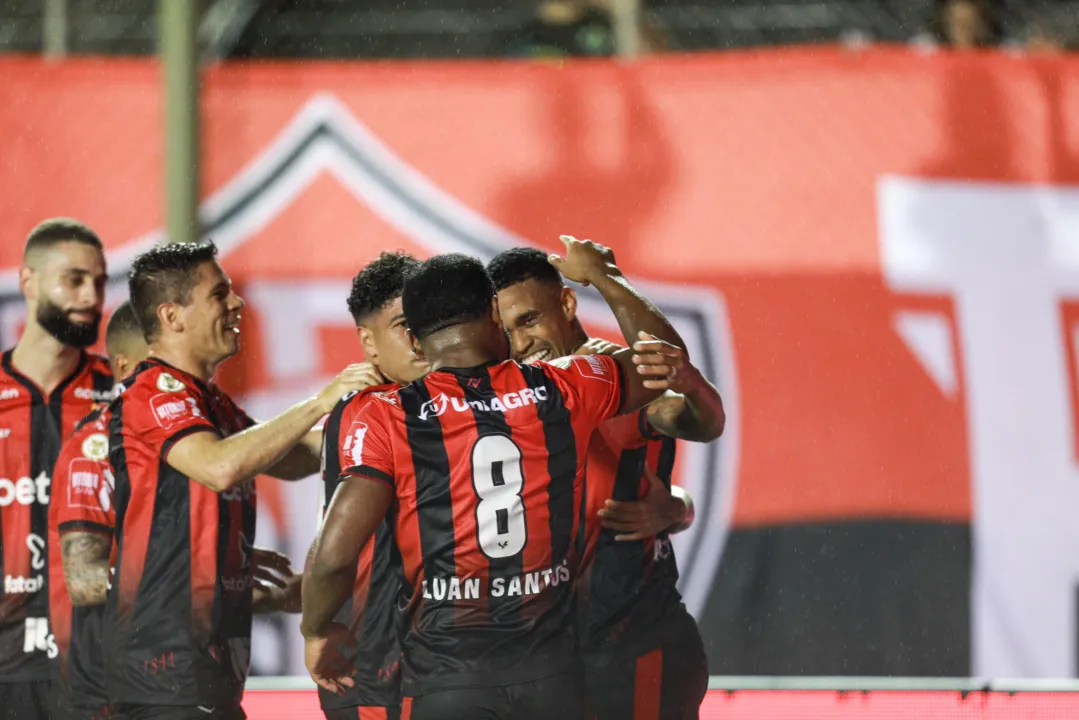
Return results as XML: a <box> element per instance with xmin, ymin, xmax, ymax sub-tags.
<box><xmin>315</xmin><ymin>251</ymin><xmax>429</xmax><ymax>720</ymax></box>
<box><xmin>0</xmin><ymin>219</ymin><xmax>113</xmax><ymax>720</ymax></box>
<box><xmin>489</xmin><ymin>244</ymin><xmax>723</xmax><ymax>719</ymax></box>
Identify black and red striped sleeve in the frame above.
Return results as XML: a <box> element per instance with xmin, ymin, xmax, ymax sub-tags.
<box><xmin>52</xmin><ymin>425</ymin><xmax>115</xmax><ymax>537</ymax></box>
<box><xmin>342</xmin><ymin>398</ymin><xmax>395</xmax><ymax>488</ymax></box>
<box><xmin>125</xmin><ymin>369</ymin><xmax>217</xmax><ymax>457</ymax></box>
<box><xmin>541</xmin><ymin>353</ymin><xmax>625</xmax><ymax>426</ymax></box>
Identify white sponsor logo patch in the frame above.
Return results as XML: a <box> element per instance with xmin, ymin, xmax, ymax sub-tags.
<box><xmin>342</xmin><ymin>420</ymin><xmax>368</xmax><ymax>465</ymax></box>
<box><xmin>0</xmin><ymin>473</ymin><xmax>50</xmax><ymax>507</ymax></box>
<box><xmin>22</xmin><ymin>618</ymin><xmax>57</xmax><ymax>657</ymax></box>
<box><xmin>74</xmin><ymin>387</ymin><xmax>113</xmax><ymax>402</ymax></box>
<box><xmin>0</xmin><ymin>388</ymin><xmax>19</xmax><ymax>401</ymax></box>
<box><xmin>151</xmin><ymin>393</ymin><xmax>202</xmax><ymax>428</ymax></box>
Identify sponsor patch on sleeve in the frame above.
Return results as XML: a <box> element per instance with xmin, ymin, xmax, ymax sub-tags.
<box><xmin>342</xmin><ymin>420</ymin><xmax>368</xmax><ymax>465</ymax></box>
<box><xmin>150</xmin><ymin>393</ymin><xmax>204</xmax><ymax>429</ymax></box>
<box><xmin>67</xmin><ymin>457</ymin><xmax>103</xmax><ymax>510</ymax></box>
<box><xmin>81</xmin><ymin>432</ymin><xmax>109</xmax><ymax>461</ymax></box>
<box><xmin>572</xmin><ymin>354</ymin><xmax>614</xmax><ymax>383</ymax></box>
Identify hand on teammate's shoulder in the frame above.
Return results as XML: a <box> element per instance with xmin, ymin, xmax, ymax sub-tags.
<box><xmin>317</xmin><ymin>362</ymin><xmax>387</xmax><ymax>413</ymax></box>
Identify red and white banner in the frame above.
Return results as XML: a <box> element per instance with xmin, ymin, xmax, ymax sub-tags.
<box><xmin>3</xmin><ymin>47</ymin><xmax>1079</xmax><ymax>676</ymax></box>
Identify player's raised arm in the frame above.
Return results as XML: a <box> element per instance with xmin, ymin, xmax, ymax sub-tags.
<box><xmin>548</xmin><ymin>235</ymin><xmax>683</xmax><ymax>413</ymax></box>
<box><xmin>633</xmin><ymin>332</ymin><xmax>726</xmax><ymax>442</ymax></box>
<box><xmin>166</xmin><ymin>364</ymin><xmax>375</xmax><ymax>492</ymax></box>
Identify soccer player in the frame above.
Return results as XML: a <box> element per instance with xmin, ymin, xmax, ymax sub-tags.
<box><xmin>316</xmin><ymin>251</ymin><xmax>429</xmax><ymax>720</ymax></box>
<box><xmin>0</xmin><ymin>219</ymin><xmax>113</xmax><ymax>720</ymax></box>
<box><xmin>105</xmin><ymin>241</ymin><xmax>373</xmax><ymax>720</ymax></box>
<box><xmin>302</xmin><ymin>246</ymin><xmax>680</xmax><ymax>720</ymax></box>
<box><xmin>48</xmin><ymin>300</ymin><xmax>148</xmax><ymax>720</ymax></box>
<box><xmin>488</xmin><ymin>245</ymin><xmax>724</xmax><ymax>719</ymax></box>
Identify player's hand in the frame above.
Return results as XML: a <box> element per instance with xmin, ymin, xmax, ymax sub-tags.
<box><xmin>578</xmin><ymin>337</ymin><xmax>622</xmax><ymax>357</ymax></box>
<box><xmin>548</xmin><ymin>235</ymin><xmax>619</xmax><ymax>286</ymax></box>
<box><xmin>251</xmin><ymin>547</ymin><xmax>293</xmax><ymax>588</ymax></box>
<box><xmin>304</xmin><ymin>622</ymin><xmax>359</xmax><ymax>696</ymax></box>
<box><xmin>631</xmin><ymin>332</ymin><xmax>697</xmax><ymax>392</ymax></box>
<box><xmin>317</xmin><ymin>363</ymin><xmax>386</xmax><ymax>414</ymax></box>
<box><xmin>597</xmin><ymin>465</ymin><xmax>687</xmax><ymax>541</ymax></box>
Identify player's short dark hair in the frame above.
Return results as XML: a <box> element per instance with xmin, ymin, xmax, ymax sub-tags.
<box><xmin>487</xmin><ymin>247</ymin><xmax>563</xmax><ymax>292</ymax></box>
<box><xmin>105</xmin><ymin>301</ymin><xmax>143</xmax><ymax>355</ymax></box>
<box><xmin>347</xmin><ymin>251</ymin><xmax>421</xmax><ymax>323</ymax></box>
<box><xmin>128</xmin><ymin>242</ymin><xmax>219</xmax><ymax>342</ymax></box>
<box><xmin>24</xmin><ymin>218</ymin><xmax>103</xmax><ymax>260</ymax></box>
<box><xmin>402</xmin><ymin>253</ymin><xmax>495</xmax><ymax>341</ymax></box>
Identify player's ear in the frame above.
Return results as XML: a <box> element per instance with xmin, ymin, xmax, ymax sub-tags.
<box><xmin>357</xmin><ymin>325</ymin><xmax>376</xmax><ymax>361</ymax></box>
<box><xmin>157</xmin><ymin>302</ymin><xmax>182</xmax><ymax>334</ymax></box>
<box><xmin>490</xmin><ymin>296</ymin><xmax>504</xmax><ymax>330</ymax></box>
<box><xmin>407</xmin><ymin>328</ymin><xmax>423</xmax><ymax>357</ymax></box>
<box><xmin>18</xmin><ymin>266</ymin><xmax>35</xmax><ymax>302</ymax></box>
<box><xmin>561</xmin><ymin>286</ymin><xmax>578</xmax><ymax>322</ymax></box>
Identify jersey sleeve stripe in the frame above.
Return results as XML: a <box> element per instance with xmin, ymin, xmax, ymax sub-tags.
<box><xmin>638</xmin><ymin>406</ymin><xmax>663</xmax><ymax>441</ymax></box>
<box><xmin>345</xmin><ymin>465</ymin><xmax>395</xmax><ymax>487</ymax></box>
<box><xmin>161</xmin><ymin>423</ymin><xmax>218</xmax><ymax>457</ymax></box>
<box><xmin>57</xmin><ymin>520</ymin><xmax>114</xmax><ymax>536</ymax></box>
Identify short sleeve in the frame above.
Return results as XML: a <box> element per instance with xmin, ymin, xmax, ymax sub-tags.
<box><xmin>127</xmin><ymin>373</ymin><xmax>218</xmax><ymax>455</ymax></box>
<box><xmin>53</xmin><ymin>431</ymin><xmax>115</xmax><ymax>536</ymax></box>
<box><xmin>542</xmin><ymin>353</ymin><xmax>626</xmax><ymax>427</ymax></box>
<box><xmin>600</xmin><ymin>407</ymin><xmax>654</xmax><ymax>450</ymax></box>
<box><xmin>342</xmin><ymin>400</ymin><xmax>395</xmax><ymax>488</ymax></box>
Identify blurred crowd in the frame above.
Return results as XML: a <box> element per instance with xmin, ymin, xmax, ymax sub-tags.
<box><xmin>504</xmin><ymin>0</ymin><xmax>1077</xmax><ymax>58</ymax></box>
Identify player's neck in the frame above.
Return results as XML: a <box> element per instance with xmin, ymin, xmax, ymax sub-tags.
<box><xmin>10</xmin><ymin>321</ymin><xmax>84</xmax><ymax>395</ymax></box>
<box><xmin>569</xmin><ymin>324</ymin><xmax>590</xmax><ymax>354</ymax></box>
<box><xmin>424</xmin><ymin>331</ymin><xmax>504</xmax><ymax>372</ymax></box>
<box><xmin>149</xmin><ymin>342</ymin><xmax>217</xmax><ymax>383</ymax></box>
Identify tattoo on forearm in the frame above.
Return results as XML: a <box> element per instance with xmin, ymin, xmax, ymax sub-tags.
<box><xmin>61</xmin><ymin>532</ymin><xmax>111</xmax><ymax>606</ymax></box>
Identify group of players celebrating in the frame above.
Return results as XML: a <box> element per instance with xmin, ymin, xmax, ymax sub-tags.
<box><xmin>0</xmin><ymin>218</ymin><xmax>724</xmax><ymax>720</ymax></box>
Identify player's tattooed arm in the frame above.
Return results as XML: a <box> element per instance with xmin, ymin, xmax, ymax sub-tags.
<box><xmin>60</xmin><ymin>531</ymin><xmax>111</xmax><ymax>606</ymax></box>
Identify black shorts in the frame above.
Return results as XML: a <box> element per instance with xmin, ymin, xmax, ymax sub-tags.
<box><xmin>67</xmin><ymin>702</ymin><xmax>120</xmax><ymax>720</ymax></box>
<box><xmin>114</xmin><ymin>705</ymin><xmax>245</xmax><ymax>720</ymax></box>
<box><xmin>323</xmin><ymin>706</ymin><xmax>401</xmax><ymax>720</ymax></box>
<box><xmin>0</xmin><ymin>680</ymin><xmax>64</xmax><ymax>720</ymax></box>
<box><xmin>402</xmin><ymin>673</ymin><xmax>588</xmax><ymax>720</ymax></box>
<box><xmin>583</xmin><ymin>613</ymin><xmax>709</xmax><ymax>720</ymax></box>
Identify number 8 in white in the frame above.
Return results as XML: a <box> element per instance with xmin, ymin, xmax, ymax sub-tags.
<box><xmin>471</xmin><ymin>434</ymin><xmax>527</xmax><ymax>559</ymax></box>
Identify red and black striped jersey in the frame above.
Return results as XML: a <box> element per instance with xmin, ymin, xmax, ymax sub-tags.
<box><xmin>318</xmin><ymin>385</ymin><xmax>406</xmax><ymax>712</ymax></box>
<box><xmin>0</xmin><ymin>349</ymin><xmax>112</xmax><ymax>682</ymax></box>
<box><xmin>48</xmin><ymin>403</ymin><xmax>115</xmax><ymax>712</ymax></box>
<box><xmin>105</xmin><ymin>358</ymin><xmax>256</xmax><ymax>708</ymax></box>
<box><xmin>346</xmin><ymin>355</ymin><xmax>625</xmax><ymax>696</ymax></box>
<box><xmin>577</xmin><ymin>407</ymin><xmax>688</xmax><ymax>655</ymax></box>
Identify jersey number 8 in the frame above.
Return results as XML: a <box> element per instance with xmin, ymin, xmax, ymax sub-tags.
<box><xmin>471</xmin><ymin>434</ymin><xmax>527</xmax><ymax>559</ymax></box>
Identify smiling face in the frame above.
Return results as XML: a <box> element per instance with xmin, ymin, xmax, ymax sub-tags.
<box><xmin>496</xmin><ymin>278</ymin><xmax>580</xmax><ymax>364</ymax></box>
<box><xmin>172</xmin><ymin>260</ymin><xmax>246</xmax><ymax>365</ymax></box>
